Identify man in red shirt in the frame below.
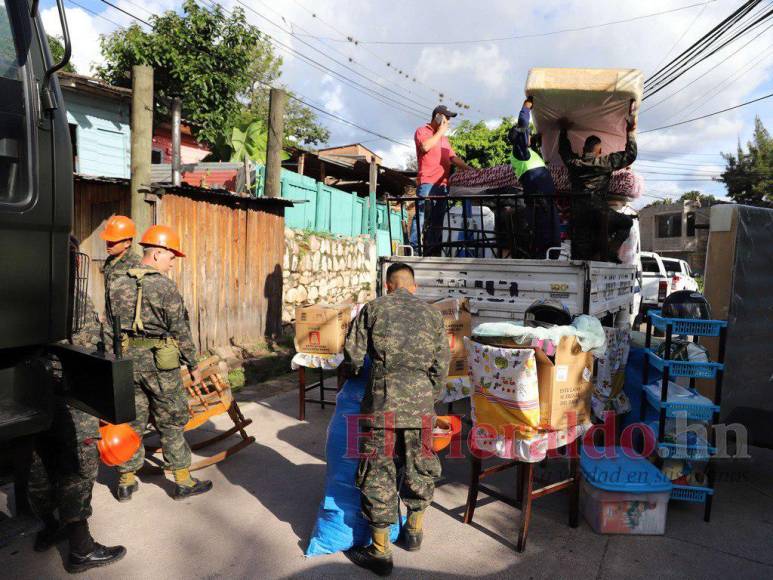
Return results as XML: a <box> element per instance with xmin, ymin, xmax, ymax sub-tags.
<box><xmin>411</xmin><ymin>105</ymin><xmax>471</xmax><ymax>253</ymax></box>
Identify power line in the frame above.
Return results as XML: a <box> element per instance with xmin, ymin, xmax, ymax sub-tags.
<box><xmin>639</xmin><ymin>92</ymin><xmax>773</xmax><ymax>132</ymax></box>
<box><xmin>642</xmin><ymin>22</ymin><xmax>773</xmax><ymax>112</ymax></box>
<box><xmin>644</xmin><ymin>2</ymin><xmax>772</xmax><ymax>99</ymax></box>
<box><xmin>96</xmin><ymin>0</ymin><xmax>152</xmax><ymax>27</ymax></box>
<box><xmin>289</xmin><ymin>0</ymin><xmax>476</xmax><ymax>111</ymax></box>
<box><xmin>649</xmin><ymin>0</ymin><xmax>711</xmax><ymax>74</ymax></box>
<box><xmin>233</xmin><ymin>0</ymin><xmax>436</xmax><ymax>113</ymax></box>
<box><xmin>67</xmin><ymin>0</ymin><xmax>124</xmax><ymax>28</ymax></box>
<box><xmin>659</xmin><ymin>43</ymin><xmax>773</xmax><ymax>121</ymax></box>
<box><xmin>645</xmin><ymin>0</ymin><xmax>761</xmax><ymax>90</ymax></box>
<box><xmin>319</xmin><ymin>1</ymin><xmax>716</xmax><ymax>46</ymax></box>
<box><xmin>228</xmin><ymin>0</ymin><xmax>430</xmax><ymax>119</ymax></box>
<box><xmin>101</xmin><ymin>1</ymin><xmax>415</xmax><ymax>149</ymax></box>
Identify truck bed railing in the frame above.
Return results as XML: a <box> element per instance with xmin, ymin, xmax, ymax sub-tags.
<box><xmin>385</xmin><ymin>191</ymin><xmax>604</xmax><ymax>260</ymax></box>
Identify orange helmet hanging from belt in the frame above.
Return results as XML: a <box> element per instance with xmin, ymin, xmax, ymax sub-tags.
<box><xmin>139</xmin><ymin>225</ymin><xmax>186</xmax><ymax>257</ymax></box>
<box><xmin>100</xmin><ymin>215</ymin><xmax>136</xmax><ymax>242</ymax></box>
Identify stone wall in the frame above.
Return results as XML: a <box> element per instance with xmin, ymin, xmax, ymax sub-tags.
<box><xmin>282</xmin><ymin>228</ymin><xmax>377</xmax><ymax>322</ymax></box>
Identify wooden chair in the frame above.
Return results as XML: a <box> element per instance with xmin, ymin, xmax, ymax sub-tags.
<box><xmin>463</xmin><ymin>446</ymin><xmax>580</xmax><ymax>552</ymax></box>
<box><xmin>145</xmin><ymin>355</ymin><xmax>255</xmax><ymax>472</ymax></box>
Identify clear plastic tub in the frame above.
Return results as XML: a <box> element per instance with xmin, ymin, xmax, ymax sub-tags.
<box><xmin>580</xmin><ymin>477</ymin><xmax>670</xmax><ymax>535</ymax></box>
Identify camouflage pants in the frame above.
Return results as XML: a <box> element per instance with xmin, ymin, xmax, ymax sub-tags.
<box><xmin>356</xmin><ymin>428</ymin><xmax>441</xmax><ymax>526</ymax></box>
<box><xmin>28</xmin><ymin>401</ymin><xmax>100</xmax><ymax>524</ymax></box>
<box><xmin>119</xmin><ymin>369</ymin><xmax>191</xmax><ymax>473</ymax></box>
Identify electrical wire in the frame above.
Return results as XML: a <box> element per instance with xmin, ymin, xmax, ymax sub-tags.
<box><xmin>644</xmin><ymin>1</ymin><xmax>771</xmax><ymax>99</ymax></box>
<box><xmin>228</xmin><ymin>0</ymin><xmax>432</xmax><ymax>118</ymax></box>
<box><xmin>96</xmin><ymin>0</ymin><xmax>151</xmax><ymax>27</ymax></box>
<box><xmin>67</xmin><ymin>0</ymin><xmax>125</xmax><ymax>28</ymax></box>
<box><xmin>649</xmin><ymin>0</ymin><xmax>711</xmax><ymax>74</ymax></box>
<box><xmin>312</xmin><ymin>1</ymin><xmax>717</xmax><ymax>46</ymax></box>
<box><xmin>639</xmin><ymin>92</ymin><xmax>773</xmax><ymax>132</ymax></box>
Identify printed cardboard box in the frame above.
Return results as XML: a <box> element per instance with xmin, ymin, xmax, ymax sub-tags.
<box><xmin>431</xmin><ymin>298</ymin><xmax>472</xmax><ymax>377</ymax></box>
<box><xmin>531</xmin><ymin>335</ymin><xmax>594</xmax><ymax>430</ymax></box>
<box><xmin>294</xmin><ymin>304</ymin><xmax>352</xmax><ymax>355</ymax></box>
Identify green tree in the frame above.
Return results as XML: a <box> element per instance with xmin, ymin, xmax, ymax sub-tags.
<box><xmin>642</xmin><ymin>190</ymin><xmax>720</xmax><ymax>209</ymax></box>
<box><xmin>47</xmin><ymin>35</ymin><xmax>76</xmax><ymax>73</ymax></box>
<box><xmin>720</xmin><ymin>116</ymin><xmax>772</xmax><ymax>207</ymax></box>
<box><xmin>96</xmin><ymin>1</ymin><xmax>327</xmax><ymax>147</ymax></box>
<box><xmin>449</xmin><ymin>118</ymin><xmax>515</xmax><ymax>168</ymax></box>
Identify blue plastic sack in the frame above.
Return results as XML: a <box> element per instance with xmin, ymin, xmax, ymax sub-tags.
<box><xmin>621</xmin><ymin>347</ymin><xmax>661</xmax><ymax>429</ymax></box>
<box><xmin>305</xmin><ymin>360</ymin><xmax>401</xmax><ymax>557</ymax></box>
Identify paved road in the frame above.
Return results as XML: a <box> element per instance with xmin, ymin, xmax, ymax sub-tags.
<box><xmin>3</xmin><ymin>380</ymin><xmax>772</xmax><ymax>579</ymax></box>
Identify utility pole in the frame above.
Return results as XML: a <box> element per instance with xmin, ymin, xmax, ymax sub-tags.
<box><xmin>130</xmin><ymin>65</ymin><xmax>154</xmax><ymax>234</ymax></box>
<box><xmin>369</xmin><ymin>157</ymin><xmax>378</xmax><ymax>238</ymax></box>
<box><xmin>171</xmin><ymin>96</ymin><xmax>182</xmax><ymax>187</ymax></box>
<box><xmin>264</xmin><ymin>88</ymin><xmax>287</xmax><ymax>198</ymax></box>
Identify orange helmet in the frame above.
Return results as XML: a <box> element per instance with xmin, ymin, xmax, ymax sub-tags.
<box><xmin>140</xmin><ymin>224</ymin><xmax>186</xmax><ymax>257</ymax></box>
<box><xmin>100</xmin><ymin>215</ymin><xmax>136</xmax><ymax>242</ymax></box>
<box><xmin>96</xmin><ymin>422</ymin><xmax>141</xmax><ymax>466</ymax></box>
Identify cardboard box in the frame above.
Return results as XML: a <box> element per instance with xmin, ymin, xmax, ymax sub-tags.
<box><xmin>294</xmin><ymin>304</ymin><xmax>351</xmax><ymax>355</ymax></box>
<box><xmin>431</xmin><ymin>298</ymin><xmax>472</xmax><ymax>377</ymax></box>
<box><xmin>532</xmin><ymin>335</ymin><xmax>594</xmax><ymax>430</ymax></box>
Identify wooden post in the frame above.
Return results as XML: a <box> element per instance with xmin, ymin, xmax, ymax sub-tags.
<box><xmin>171</xmin><ymin>96</ymin><xmax>182</xmax><ymax>186</ymax></box>
<box><xmin>297</xmin><ymin>152</ymin><xmax>306</xmax><ymax>176</ymax></box>
<box><xmin>369</xmin><ymin>157</ymin><xmax>378</xmax><ymax>238</ymax></box>
<box><xmin>130</xmin><ymin>65</ymin><xmax>154</xmax><ymax>234</ymax></box>
<box><xmin>265</xmin><ymin>88</ymin><xmax>287</xmax><ymax>198</ymax></box>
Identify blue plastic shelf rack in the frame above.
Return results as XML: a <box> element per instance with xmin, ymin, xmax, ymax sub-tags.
<box><xmin>649</xmin><ymin>310</ymin><xmax>727</xmax><ymax>337</ymax></box>
<box><xmin>640</xmin><ymin>309</ymin><xmax>728</xmax><ymax>522</ymax></box>
<box><xmin>646</xmin><ymin>350</ymin><xmax>723</xmax><ymax>380</ymax></box>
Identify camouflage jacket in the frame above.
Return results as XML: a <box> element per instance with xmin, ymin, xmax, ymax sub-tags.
<box><xmin>103</xmin><ymin>250</ymin><xmax>141</xmax><ymax>323</ymax></box>
<box><xmin>105</xmin><ymin>265</ymin><xmax>197</xmax><ymax>372</ymax></box>
<box><xmin>558</xmin><ymin>129</ymin><xmax>637</xmax><ymax>198</ymax></box>
<box><xmin>72</xmin><ymin>293</ymin><xmax>104</xmax><ymax>349</ymax></box>
<box><xmin>345</xmin><ymin>288</ymin><xmax>451</xmax><ymax>428</ymax></box>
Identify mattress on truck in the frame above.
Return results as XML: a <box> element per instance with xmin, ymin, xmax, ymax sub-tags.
<box><xmin>525</xmin><ymin>67</ymin><xmax>643</xmax><ymax>167</ymax></box>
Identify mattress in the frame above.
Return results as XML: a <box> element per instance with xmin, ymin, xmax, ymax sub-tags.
<box><xmin>525</xmin><ymin>67</ymin><xmax>643</xmax><ymax>166</ymax></box>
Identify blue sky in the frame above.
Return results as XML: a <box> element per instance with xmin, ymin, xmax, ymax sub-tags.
<box><xmin>42</xmin><ymin>0</ymin><xmax>772</xmax><ymax>206</ymax></box>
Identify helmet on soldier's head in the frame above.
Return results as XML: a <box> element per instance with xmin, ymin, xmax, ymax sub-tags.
<box><xmin>140</xmin><ymin>225</ymin><xmax>186</xmax><ymax>257</ymax></box>
<box><xmin>100</xmin><ymin>215</ymin><xmax>136</xmax><ymax>242</ymax></box>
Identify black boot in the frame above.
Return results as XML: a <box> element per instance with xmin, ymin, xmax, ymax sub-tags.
<box><xmin>345</xmin><ymin>525</ymin><xmax>393</xmax><ymax>576</ymax></box>
<box><xmin>173</xmin><ymin>478</ymin><xmax>213</xmax><ymax>500</ymax></box>
<box><xmin>345</xmin><ymin>546</ymin><xmax>393</xmax><ymax>577</ymax></box>
<box><xmin>65</xmin><ymin>543</ymin><xmax>127</xmax><ymax>574</ymax></box>
<box><xmin>116</xmin><ymin>481</ymin><xmax>138</xmax><ymax>503</ymax></box>
<box><xmin>34</xmin><ymin>514</ymin><xmax>64</xmax><ymax>552</ymax></box>
<box><xmin>64</xmin><ymin>520</ymin><xmax>126</xmax><ymax>573</ymax></box>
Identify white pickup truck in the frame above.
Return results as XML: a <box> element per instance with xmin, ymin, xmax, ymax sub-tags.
<box><xmin>635</xmin><ymin>251</ymin><xmax>670</xmax><ymax>325</ymax></box>
<box><xmin>380</xmin><ymin>256</ymin><xmax>636</xmax><ymax>327</ymax></box>
<box><xmin>661</xmin><ymin>257</ymin><xmax>699</xmax><ymax>292</ymax></box>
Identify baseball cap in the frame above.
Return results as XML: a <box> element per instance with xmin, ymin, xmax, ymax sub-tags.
<box><xmin>432</xmin><ymin>105</ymin><xmax>457</xmax><ymax>119</ymax></box>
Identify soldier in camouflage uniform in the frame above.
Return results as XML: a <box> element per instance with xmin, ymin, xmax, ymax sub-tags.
<box><xmin>344</xmin><ymin>262</ymin><xmax>451</xmax><ymax>576</ymax></box>
<box><xmin>28</xmin><ymin>240</ymin><xmax>127</xmax><ymax>573</ymax></box>
<box><xmin>100</xmin><ymin>215</ymin><xmax>141</xmax><ymax>321</ymax></box>
<box><xmin>105</xmin><ymin>225</ymin><xmax>211</xmax><ymax>502</ymax></box>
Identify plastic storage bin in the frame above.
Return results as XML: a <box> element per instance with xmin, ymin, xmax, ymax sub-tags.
<box><xmin>648</xmin><ymin>310</ymin><xmax>727</xmax><ymax>337</ymax></box>
<box><xmin>644</xmin><ymin>380</ymin><xmax>718</xmax><ymax>421</ymax></box>
<box><xmin>580</xmin><ymin>447</ymin><xmax>673</xmax><ymax>535</ymax></box>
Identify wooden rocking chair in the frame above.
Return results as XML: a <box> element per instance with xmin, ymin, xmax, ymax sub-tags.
<box><xmin>144</xmin><ymin>355</ymin><xmax>255</xmax><ymax>472</ymax></box>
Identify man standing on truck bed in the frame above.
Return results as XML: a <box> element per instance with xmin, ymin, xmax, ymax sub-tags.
<box><xmin>412</xmin><ymin>105</ymin><xmax>471</xmax><ymax>255</ymax></box>
<box><xmin>106</xmin><ymin>225</ymin><xmax>211</xmax><ymax>502</ymax></box>
<box><xmin>558</xmin><ymin>117</ymin><xmax>637</xmax><ymax>261</ymax></box>
<box><xmin>507</xmin><ymin>96</ymin><xmax>560</xmax><ymax>257</ymax></box>
<box><xmin>344</xmin><ymin>262</ymin><xmax>451</xmax><ymax>576</ymax></box>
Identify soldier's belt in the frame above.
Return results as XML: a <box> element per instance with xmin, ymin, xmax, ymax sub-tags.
<box><xmin>124</xmin><ymin>336</ymin><xmax>167</xmax><ymax>349</ymax></box>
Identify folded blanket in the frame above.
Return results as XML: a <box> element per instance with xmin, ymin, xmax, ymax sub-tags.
<box><xmin>450</xmin><ymin>164</ymin><xmax>643</xmax><ymax>200</ymax></box>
